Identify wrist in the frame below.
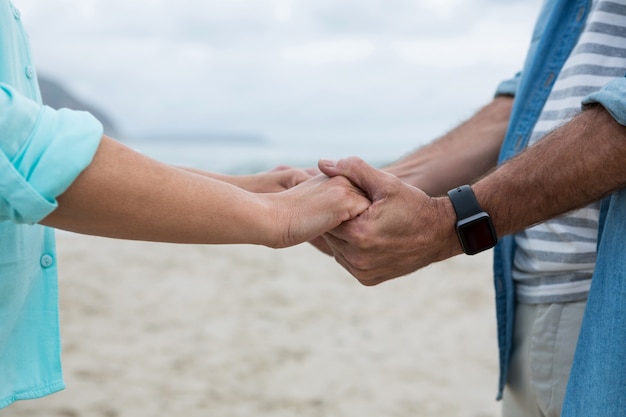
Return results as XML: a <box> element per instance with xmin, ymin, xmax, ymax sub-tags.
<box><xmin>431</xmin><ymin>196</ymin><xmax>465</xmax><ymax>260</ymax></box>
<box><xmin>253</xmin><ymin>194</ymin><xmax>281</xmax><ymax>247</ymax></box>
<box><xmin>445</xmin><ymin>185</ymin><xmax>497</xmax><ymax>255</ymax></box>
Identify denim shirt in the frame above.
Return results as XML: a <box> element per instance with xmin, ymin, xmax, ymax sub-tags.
<box><xmin>493</xmin><ymin>0</ymin><xmax>626</xmax><ymax>410</ymax></box>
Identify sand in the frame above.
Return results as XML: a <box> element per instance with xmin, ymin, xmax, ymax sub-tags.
<box><xmin>1</xmin><ymin>232</ymin><xmax>500</xmax><ymax>417</ymax></box>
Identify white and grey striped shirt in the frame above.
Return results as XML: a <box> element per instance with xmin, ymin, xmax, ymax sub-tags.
<box><xmin>513</xmin><ymin>0</ymin><xmax>626</xmax><ymax>303</ymax></box>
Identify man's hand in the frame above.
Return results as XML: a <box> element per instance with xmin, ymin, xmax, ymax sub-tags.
<box><xmin>318</xmin><ymin>157</ymin><xmax>462</xmax><ymax>286</ymax></box>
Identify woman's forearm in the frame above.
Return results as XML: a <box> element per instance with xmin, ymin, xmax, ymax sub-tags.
<box><xmin>41</xmin><ymin>136</ymin><xmax>370</xmax><ymax>247</ymax></box>
<box><xmin>41</xmin><ymin>136</ymin><xmax>275</xmax><ymax>244</ymax></box>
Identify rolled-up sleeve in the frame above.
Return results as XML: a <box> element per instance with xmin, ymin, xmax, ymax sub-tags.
<box><xmin>495</xmin><ymin>72</ymin><xmax>522</xmax><ymax>97</ymax></box>
<box><xmin>0</xmin><ymin>83</ymin><xmax>103</xmax><ymax>224</ymax></box>
<box><xmin>582</xmin><ymin>77</ymin><xmax>626</xmax><ymax>126</ymax></box>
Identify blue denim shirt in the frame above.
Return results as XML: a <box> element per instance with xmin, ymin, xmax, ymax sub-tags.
<box><xmin>493</xmin><ymin>0</ymin><xmax>626</xmax><ymax>411</ymax></box>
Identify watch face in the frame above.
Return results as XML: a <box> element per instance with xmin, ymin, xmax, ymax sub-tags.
<box><xmin>458</xmin><ymin>213</ymin><xmax>497</xmax><ymax>255</ymax></box>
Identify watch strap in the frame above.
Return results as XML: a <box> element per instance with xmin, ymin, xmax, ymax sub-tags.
<box><xmin>447</xmin><ymin>185</ymin><xmax>483</xmax><ymax>219</ymax></box>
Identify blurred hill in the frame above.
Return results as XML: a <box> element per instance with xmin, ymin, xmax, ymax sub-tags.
<box><xmin>38</xmin><ymin>75</ymin><xmax>120</xmax><ymax>138</ymax></box>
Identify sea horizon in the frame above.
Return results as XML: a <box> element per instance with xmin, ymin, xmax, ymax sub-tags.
<box><xmin>125</xmin><ymin>133</ymin><xmax>414</xmax><ymax>175</ymax></box>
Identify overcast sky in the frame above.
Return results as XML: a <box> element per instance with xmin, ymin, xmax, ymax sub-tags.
<box><xmin>15</xmin><ymin>0</ymin><xmax>542</xmax><ymax>152</ymax></box>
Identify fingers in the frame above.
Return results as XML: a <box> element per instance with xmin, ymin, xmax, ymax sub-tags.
<box><xmin>274</xmin><ymin>174</ymin><xmax>370</xmax><ymax>247</ymax></box>
<box><xmin>266</xmin><ymin>164</ymin><xmax>292</xmax><ymax>172</ymax></box>
<box><xmin>308</xmin><ymin>235</ymin><xmax>334</xmax><ymax>256</ymax></box>
<box><xmin>305</xmin><ymin>167</ymin><xmax>321</xmax><ymax>176</ymax></box>
<box><xmin>319</xmin><ymin>175</ymin><xmax>371</xmax><ymax>221</ymax></box>
<box><xmin>318</xmin><ymin>157</ymin><xmax>372</xmax><ymax>189</ymax></box>
<box><xmin>290</xmin><ymin>170</ymin><xmax>316</xmax><ymax>187</ymax></box>
<box><xmin>265</xmin><ymin>167</ymin><xmax>316</xmax><ymax>191</ymax></box>
<box><xmin>268</xmin><ymin>165</ymin><xmax>319</xmax><ymax>176</ymax></box>
<box><xmin>318</xmin><ymin>157</ymin><xmax>397</xmax><ymax>201</ymax></box>
<box><xmin>324</xmin><ymin>233</ymin><xmax>387</xmax><ymax>286</ymax></box>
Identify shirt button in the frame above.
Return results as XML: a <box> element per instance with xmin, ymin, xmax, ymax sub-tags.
<box><xmin>12</xmin><ymin>6</ymin><xmax>21</xmax><ymax>20</ymax></box>
<box><xmin>40</xmin><ymin>254</ymin><xmax>54</xmax><ymax>268</ymax></box>
<box><xmin>25</xmin><ymin>65</ymin><xmax>35</xmax><ymax>79</ymax></box>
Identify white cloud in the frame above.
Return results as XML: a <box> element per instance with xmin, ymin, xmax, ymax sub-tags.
<box><xmin>280</xmin><ymin>40</ymin><xmax>375</xmax><ymax>65</ymax></box>
<box><xmin>417</xmin><ymin>0</ymin><xmax>467</xmax><ymax>19</ymax></box>
<box><xmin>269</xmin><ymin>0</ymin><xmax>294</xmax><ymax>22</ymax></box>
<box><xmin>14</xmin><ymin>0</ymin><xmax>542</xmax><ymax>147</ymax></box>
<box><xmin>179</xmin><ymin>43</ymin><xmax>214</xmax><ymax>65</ymax></box>
<box><xmin>392</xmin><ymin>7</ymin><xmax>535</xmax><ymax>69</ymax></box>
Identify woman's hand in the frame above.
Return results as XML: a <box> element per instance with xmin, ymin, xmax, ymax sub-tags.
<box><xmin>261</xmin><ymin>174</ymin><xmax>371</xmax><ymax>248</ymax></box>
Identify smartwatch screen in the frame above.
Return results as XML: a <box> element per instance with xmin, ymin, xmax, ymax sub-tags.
<box><xmin>458</xmin><ymin>213</ymin><xmax>497</xmax><ymax>255</ymax></box>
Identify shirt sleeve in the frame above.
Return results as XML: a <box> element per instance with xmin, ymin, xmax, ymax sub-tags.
<box><xmin>581</xmin><ymin>77</ymin><xmax>626</xmax><ymax>126</ymax></box>
<box><xmin>0</xmin><ymin>83</ymin><xmax>103</xmax><ymax>224</ymax></box>
<box><xmin>494</xmin><ymin>72</ymin><xmax>522</xmax><ymax>97</ymax></box>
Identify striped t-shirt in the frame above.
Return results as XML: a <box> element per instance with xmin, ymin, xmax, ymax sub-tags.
<box><xmin>513</xmin><ymin>0</ymin><xmax>626</xmax><ymax>304</ymax></box>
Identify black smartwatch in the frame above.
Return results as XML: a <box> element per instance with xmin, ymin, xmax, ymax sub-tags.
<box><xmin>447</xmin><ymin>185</ymin><xmax>497</xmax><ymax>255</ymax></box>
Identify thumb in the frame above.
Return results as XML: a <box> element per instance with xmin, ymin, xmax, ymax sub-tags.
<box><xmin>318</xmin><ymin>156</ymin><xmax>389</xmax><ymax>200</ymax></box>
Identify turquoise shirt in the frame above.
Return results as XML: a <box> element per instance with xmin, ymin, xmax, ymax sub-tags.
<box><xmin>0</xmin><ymin>0</ymin><xmax>103</xmax><ymax>409</ymax></box>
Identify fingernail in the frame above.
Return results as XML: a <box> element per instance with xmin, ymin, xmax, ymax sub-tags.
<box><xmin>319</xmin><ymin>159</ymin><xmax>336</xmax><ymax>168</ymax></box>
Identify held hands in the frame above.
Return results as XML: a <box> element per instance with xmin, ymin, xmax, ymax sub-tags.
<box><xmin>317</xmin><ymin>157</ymin><xmax>461</xmax><ymax>286</ymax></box>
<box><xmin>245</xmin><ymin>156</ymin><xmax>461</xmax><ymax>285</ymax></box>
<box><xmin>261</xmin><ymin>174</ymin><xmax>371</xmax><ymax>248</ymax></box>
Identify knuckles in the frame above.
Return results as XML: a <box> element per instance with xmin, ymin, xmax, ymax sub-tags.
<box><xmin>353</xmin><ymin>271</ymin><xmax>386</xmax><ymax>287</ymax></box>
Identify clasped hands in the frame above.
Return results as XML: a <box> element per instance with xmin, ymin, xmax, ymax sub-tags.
<box><xmin>274</xmin><ymin>157</ymin><xmax>462</xmax><ymax>286</ymax></box>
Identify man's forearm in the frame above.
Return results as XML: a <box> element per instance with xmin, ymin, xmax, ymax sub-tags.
<box><xmin>473</xmin><ymin>104</ymin><xmax>626</xmax><ymax>238</ymax></box>
<box><xmin>314</xmin><ymin>102</ymin><xmax>626</xmax><ymax>285</ymax></box>
<box><xmin>385</xmin><ymin>95</ymin><xmax>513</xmax><ymax>196</ymax></box>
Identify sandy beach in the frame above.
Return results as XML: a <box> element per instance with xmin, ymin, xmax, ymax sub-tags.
<box><xmin>2</xmin><ymin>232</ymin><xmax>500</xmax><ymax>417</ymax></box>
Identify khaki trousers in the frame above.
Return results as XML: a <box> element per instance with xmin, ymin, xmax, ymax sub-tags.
<box><xmin>502</xmin><ymin>301</ymin><xmax>586</xmax><ymax>417</ymax></box>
